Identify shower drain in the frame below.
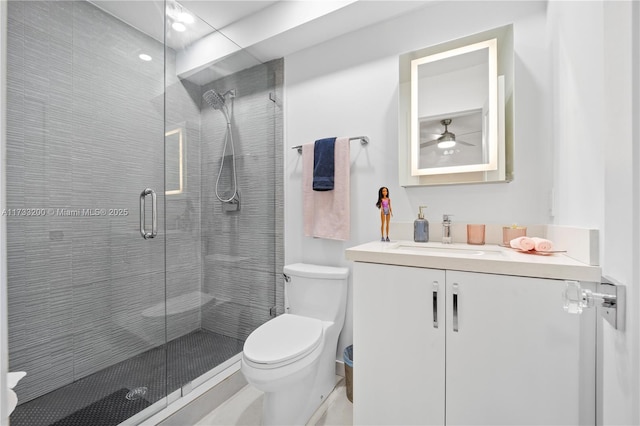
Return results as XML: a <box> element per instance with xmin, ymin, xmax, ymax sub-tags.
<box><xmin>125</xmin><ymin>387</ymin><xmax>148</xmax><ymax>401</ymax></box>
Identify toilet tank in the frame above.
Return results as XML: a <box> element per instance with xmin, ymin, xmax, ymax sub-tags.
<box><xmin>283</xmin><ymin>263</ymin><xmax>349</xmax><ymax>324</ymax></box>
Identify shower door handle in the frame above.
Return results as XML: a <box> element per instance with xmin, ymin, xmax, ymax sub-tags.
<box><xmin>139</xmin><ymin>188</ymin><xmax>157</xmax><ymax>239</ymax></box>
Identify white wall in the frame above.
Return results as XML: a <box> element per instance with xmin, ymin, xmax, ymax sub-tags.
<box><xmin>284</xmin><ymin>2</ymin><xmax>639</xmax><ymax>423</ymax></box>
<box><xmin>284</xmin><ymin>1</ymin><xmax>550</xmax><ymax>362</ymax></box>
<box><xmin>549</xmin><ymin>1</ymin><xmax>639</xmax><ymax>424</ymax></box>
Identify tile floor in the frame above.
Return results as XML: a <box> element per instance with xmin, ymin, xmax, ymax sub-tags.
<box><xmin>195</xmin><ymin>377</ymin><xmax>352</xmax><ymax>426</ymax></box>
<box><xmin>11</xmin><ymin>330</ymin><xmax>242</xmax><ymax>426</ymax></box>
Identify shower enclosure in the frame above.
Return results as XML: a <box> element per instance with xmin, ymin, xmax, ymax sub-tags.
<box><xmin>3</xmin><ymin>1</ymin><xmax>283</xmax><ymax>424</ymax></box>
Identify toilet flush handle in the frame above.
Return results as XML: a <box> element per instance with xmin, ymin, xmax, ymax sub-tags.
<box><xmin>283</xmin><ymin>273</ymin><xmax>291</xmax><ymax>313</ymax></box>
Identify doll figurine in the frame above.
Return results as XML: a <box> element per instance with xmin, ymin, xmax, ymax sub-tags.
<box><xmin>376</xmin><ymin>187</ymin><xmax>393</xmax><ymax>241</ymax></box>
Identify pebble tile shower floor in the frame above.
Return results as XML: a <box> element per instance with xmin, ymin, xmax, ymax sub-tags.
<box><xmin>10</xmin><ymin>329</ymin><xmax>244</xmax><ymax>426</ymax></box>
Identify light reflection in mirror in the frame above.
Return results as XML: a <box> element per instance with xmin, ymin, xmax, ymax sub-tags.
<box><xmin>418</xmin><ymin>110</ymin><xmax>484</xmax><ymax>170</ymax></box>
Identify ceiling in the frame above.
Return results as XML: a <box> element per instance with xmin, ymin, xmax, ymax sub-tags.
<box><xmin>90</xmin><ymin>1</ymin><xmax>433</xmax><ymax>83</ymax></box>
<box><xmin>90</xmin><ymin>1</ymin><xmax>280</xmax><ymax>50</ymax></box>
<box><xmin>179</xmin><ymin>1</ymin><xmax>279</xmax><ymax>30</ymax></box>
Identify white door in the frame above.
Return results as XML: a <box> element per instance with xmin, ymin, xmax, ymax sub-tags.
<box><xmin>445</xmin><ymin>271</ymin><xmax>596</xmax><ymax>425</ymax></box>
<box><xmin>353</xmin><ymin>262</ymin><xmax>446</xmax><ymax>425</ymax></box>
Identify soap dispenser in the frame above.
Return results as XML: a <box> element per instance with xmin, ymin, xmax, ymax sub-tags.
<box><xmin>414</xmin><ymin>206</ymin><xmax>429</xmax><ymax>242</ymax></box>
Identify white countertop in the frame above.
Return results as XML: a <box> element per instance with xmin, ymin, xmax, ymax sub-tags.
<box><xmin>345</xmin><ymin>240</ymin><xmax>602</xmax><ymax>282</ymax></box>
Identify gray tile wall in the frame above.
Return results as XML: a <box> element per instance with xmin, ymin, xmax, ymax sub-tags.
<box><xmin>200</xmin><ymin>59</ymin><xmax>284</xmax><ymax>341</ymax></box>
<box><xmin>6</xmin><ymin>0</ymin><xmax>283</xmax><ymax>405</ymax></box>
<box><xmin>6</xmin><ymin>0</ymin><xmax>198</xmax><ymax>403</ymax></box>
<box><xmin>165</xmin><ymin>75</ymin><xmax>204</xmax><ymax>342</ymax></box>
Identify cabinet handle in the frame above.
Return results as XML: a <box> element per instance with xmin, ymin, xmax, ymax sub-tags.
<box><xmin>432</xmin><ymin>281</ymin><xmax>439</xmax><ymax>328</ymax></box>
<box><xmin>452</xmin><ymin>283</ymin><xmax>459</xmax><ymax>332</ymax></box>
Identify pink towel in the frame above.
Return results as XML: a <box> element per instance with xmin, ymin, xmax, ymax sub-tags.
<box><xmin>303</xmin><ymin>137</ymin><xmax>350</xmax><ymax>240</ymax></box>
<box><xmin>510</xmin><ymin>236</ymin><xmax>536</xmax><ymax>251</ymax></box>
<box><xmin>531</xmin><ymin>237</ymin><xmax>554</xmax><ymax>251</ymax></box>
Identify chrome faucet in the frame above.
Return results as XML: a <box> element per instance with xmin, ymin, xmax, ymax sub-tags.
<box><xmin>442</xmin><ymin>214</ymin><xmax>453</xmax><ymax>244</ymax></box>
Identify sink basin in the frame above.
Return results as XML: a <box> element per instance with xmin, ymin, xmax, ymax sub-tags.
<box><xmin>387</xmin><ymin>242</ymin><xmax>505</xmax><ymax>258</ymax></box>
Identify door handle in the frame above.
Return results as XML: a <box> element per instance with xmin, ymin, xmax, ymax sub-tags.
<box><xmin>140</xmin><ymin>188</ymin><xmax>157</xmax><ymax>239</ymax></box>
<box><xmin>452</xmin><ymin>283</ymin><xmax>459</xmax><ymax>332</ymax></box>
<box><xmin>432</xmin><ymin>281</ymin><xmax>439</xmax><ymax>328</ymax></box>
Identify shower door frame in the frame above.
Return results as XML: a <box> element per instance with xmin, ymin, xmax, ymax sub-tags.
<box><xmin>1</xmin><ymin>0</ymin><xmax>10</xmax><ymax>422</ymax></box>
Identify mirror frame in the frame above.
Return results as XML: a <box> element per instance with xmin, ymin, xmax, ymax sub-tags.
<box><xmin>399</xmin><ymin>25</ymin><xmax>513</xmax><ymax>186</ymax></box>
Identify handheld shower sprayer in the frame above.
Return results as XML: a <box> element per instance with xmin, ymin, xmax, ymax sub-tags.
<box><xmin>202</xmin><ymin>88</ymin><xmax>239</xmax><ymax>206</ymax></box>
<box><xmin>202</xmin><ymin>89</ymin><xmax>236</xmax><ymax>123</ymax></box>
<box><xmin>202</xmin><ymin>89</ymin><xmax>226</xmax><ymax>111</ymax></box>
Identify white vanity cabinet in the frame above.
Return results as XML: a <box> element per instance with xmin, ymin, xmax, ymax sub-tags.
<box><xmin>353</xmin><ymin>262</ymin><xmax>446</xmax><ymax>425</ymax></box>
<box><xmin>353</xmin><ymin>262</ymin><xmax>596</xmax><ymax>426</ymax></box>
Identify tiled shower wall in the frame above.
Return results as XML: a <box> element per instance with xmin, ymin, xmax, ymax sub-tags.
<box><xmin>200</xmin><ymin>59</ymin><xmax>284</xmax><ymax>341</ymax></box>
<box><xmin>5</xmin><ymin>0</ymin><xmax>201</xmax><ymax>403</ymax></box>
<box><xmin>165</xmin><ymin>75</ymin><xmax>204</xmax><ymax>343</ymax></box>
<box><xmin>6</xmin><ymin>0</ymin><xmax>283</xmax><ymax>405</ymax></box>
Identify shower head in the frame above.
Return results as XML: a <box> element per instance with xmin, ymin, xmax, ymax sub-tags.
<box><xmin>203</xmin><ymin>89</ymin><xmax>226</xmax><ymax>111</ymax></box>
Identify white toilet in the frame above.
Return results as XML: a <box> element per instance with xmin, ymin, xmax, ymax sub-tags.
<box><xmin>241</xmin><ymin>263</ymin><xmax>349</xmax><ymax>425</ymax></box>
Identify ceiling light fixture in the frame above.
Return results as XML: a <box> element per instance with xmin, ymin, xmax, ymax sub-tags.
<box><xmin>177</xmin><ymin>11</ymin><xmax>194</xmax><ymax>24</ymax></box>
<box><xmin>138</xmin><ymin>53</ymin><xmax>152</xmax><ymax>62</ymax></box>
<box><xmin>172</xmin><ymin>22</ymin><xmax>186</xmax><ymax>32</ymax></box>
<box><xmin>436</xmin><ymin>119</ymin><xmax>457</xmax><ymax>149</ymax></box>
<box><xmin>167</xmin><ymin>2</ymin><xmax>194</xmax><ymax>30</ymax></box>
<box><xmin>437</xmin><ymin>135</ymin><xmax>456</xmax><ymax>149</ymax></box>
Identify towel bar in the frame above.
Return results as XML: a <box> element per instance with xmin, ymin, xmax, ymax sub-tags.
<box><xmin>291</xmin><ymin>136</ymin><xmax>369</xmax><ymax>154</ymax></box>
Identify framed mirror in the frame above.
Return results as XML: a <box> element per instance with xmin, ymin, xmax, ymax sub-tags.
<box><xmin>399</xmin><ymin>25</ymin><xmax>513</xmax><ymax>186</ymax></box>
<box><xmin>165</xmin><ymin>126</ymin><xmax>185</xmax><ymax>195</ymax></box>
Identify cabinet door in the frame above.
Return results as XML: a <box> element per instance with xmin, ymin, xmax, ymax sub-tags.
<box><xmin>353</xmin><ymin>262</ymin><xmax>446</xmax><ymax>425</ymax></box>
<box><xmin>445</xmin><ymin>271</ymin><xmax>596</xmax><ymax>425</ymax></box>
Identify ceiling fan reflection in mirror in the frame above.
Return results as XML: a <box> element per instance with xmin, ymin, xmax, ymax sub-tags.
<box><xmin>421</xmin><ymin>118</ymin><xmax>479</xmax><ymax>149</ymax></box>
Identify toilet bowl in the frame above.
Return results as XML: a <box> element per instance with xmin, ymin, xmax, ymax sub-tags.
<box><xmin>241</xmin><ymin>263</ymin><xmax>349</xmax><ymax>425</ymax></box>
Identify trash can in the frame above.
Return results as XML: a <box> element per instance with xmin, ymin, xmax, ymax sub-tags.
<box><xmin>343</xmin><ymin>345</ymin><xmax>353</xmax><ymax>402</ymax></box>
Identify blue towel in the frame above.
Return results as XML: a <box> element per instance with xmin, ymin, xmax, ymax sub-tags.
<box><xmin>313</xmin><ymin>137</ymin><xmax>336</xmax><ymax>191</ymax></box>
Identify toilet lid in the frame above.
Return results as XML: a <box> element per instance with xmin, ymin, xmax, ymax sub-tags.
<box><xmin>244</xmin><ymin>314</ymin><xmax>323</xmax><ymax>366</ymax></box>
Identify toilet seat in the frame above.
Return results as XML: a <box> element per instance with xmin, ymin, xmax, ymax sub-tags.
<box><xmin>243</xmin><ymin>314</ymin><xmax>323</xmax><ymax>369</ymax></box>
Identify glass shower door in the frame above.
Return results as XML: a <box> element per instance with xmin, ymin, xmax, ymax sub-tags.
<box><xmin>162</xmin><ymin>1</ymin><xmax>284</xmax><ymax>395</ymax></box>
<box><xmin>5</xmin><ymin>1</ymin><xmax>170</xmax><ymax>424</ymax></box>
